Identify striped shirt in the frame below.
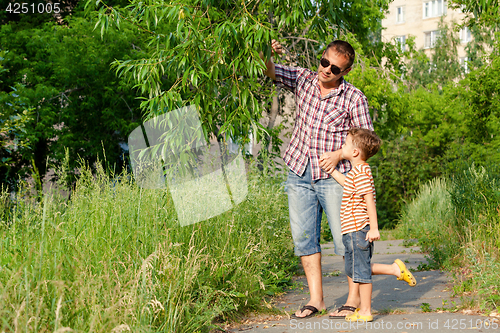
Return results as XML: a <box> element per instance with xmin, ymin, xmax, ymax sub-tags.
<box><xmin>274</xmin><ymin>64</ymin><xmax>373</xmax><ymax>180</ymax></box>
<box><xmin>340</xmin><ymin>163</ymin><xmax>376</xmax><ymax>235</ymax></box>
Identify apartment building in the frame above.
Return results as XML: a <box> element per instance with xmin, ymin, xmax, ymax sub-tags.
<box><xmin>382</xmin><ymin>0</ymin><xmax>471</xmax><ymax>70</ymax></box>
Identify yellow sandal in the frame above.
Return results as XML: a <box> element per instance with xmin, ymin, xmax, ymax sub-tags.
<box><xmin>345</xmin><ymin>309</ymin><xmax>373</xmax><ymax>322</ymax></box>
<box><xmin>395</xmin><ymin>259</ymin><xmax>417</xmax><ymax>287</ymax></box>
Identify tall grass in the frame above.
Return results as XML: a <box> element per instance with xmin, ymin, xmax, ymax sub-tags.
<box><xmin>0</xmin><ymin>162</ymin><xmax>296</xmax><ymax>332</ymax></box>
<box><xmin>396</xmin><ymin>178</ymin><xmax>457</xmax><ymax>269</ymax></box>
<box><xmin>397</xmin><ymin>164</ymin><xmax>500</xmax><ymax>311</ymax></box>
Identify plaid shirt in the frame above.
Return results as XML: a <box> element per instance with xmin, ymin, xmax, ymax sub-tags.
<box><xmin>274</xmin><ymin>64</ymin><xmax>373</xmax><ymax>181</ymax></box>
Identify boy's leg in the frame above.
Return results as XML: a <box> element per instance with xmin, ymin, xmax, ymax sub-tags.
<box><xmin>372</xmin><ymin>260</ymin><xmax>417</xmax><ymax>286</ymax></box>
<box><xmin>344</xmin><ymin>227</ymin><xmax>373</xmax><ymax>320</ymax></box>
<box><xmin>358</xmin><ymin>283</ymin><xmax>373</xmax><ymax>316</ymax></box>
<box><xmin>371</xmin><ymin>262</ymin><xmax>400</xmax><ymax>277</ymax></box>
<box><xmin>329</xmin><ymin>233</ymin><xmax>359</xmax><ymax>317</ymax></box>
<box><xmin>316</xmin><ymin>178</ymin><xmax>359</xmax><ymax>317</ymax></box>
<box><xmin>329</xmin><ymin>275</ymin><xmax>359</xmax><ymax>317</ymax></box>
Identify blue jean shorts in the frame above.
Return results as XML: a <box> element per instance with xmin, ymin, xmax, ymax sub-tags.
<box><xmin>343</xmin><ymin>225</ymin><xmax>373</xmax><ymax>283</ymax></box>
<box><xmin>286</xmin><ymin>161</ymin><xmax>344</xmax><ymax>256</ymax></box>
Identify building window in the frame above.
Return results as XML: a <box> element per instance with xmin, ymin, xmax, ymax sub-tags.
<box><xmin>460</xmin><ymin>27</ymin><xmax>472</xmax><ymax>43</ymax></box>
<box><xmin>424</xmin><ymin>30</ymin><xmax>441</xmax><ymax>48</ymax></box>
<box><xmin>423</xmin><ymin>0</ymin><xmax>448</xmax><ymax>19</ymax></box>
<box><xmin>395</xmin><ymin>35</ymin><xmax>406</xmax><ymax>52</ymax></box>
<box><xmin>460</xmin><ymin>57</ymin><xmax>469</xmax><ymax>73</ymax></box>
<box><xmin>396</xmin><ymin>6</ymin><xmax>405</xmax><ymax>23</ymax></box>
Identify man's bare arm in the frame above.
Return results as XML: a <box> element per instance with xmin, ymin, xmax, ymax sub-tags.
<box><xmin>260</xmin><ymin>39</ymin><xmax>282</xmax><ymax>80</ymax></box>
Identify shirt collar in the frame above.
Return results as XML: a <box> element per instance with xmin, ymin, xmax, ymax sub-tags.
<box><xmin>315</xmin><ymin>75</ymin><xmax>346</xmax><ymax>100</ymax></box>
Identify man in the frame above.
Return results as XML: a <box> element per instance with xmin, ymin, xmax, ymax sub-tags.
<box><xmin>262</xmin><ymin>39</ymin><xmax>374</xmax><ymax>318</ymax></box>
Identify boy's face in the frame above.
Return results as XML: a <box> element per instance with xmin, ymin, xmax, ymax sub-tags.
<box><xmin>341</xmin><ymin>134</ymin><xmax>356</xmax><ymax>161</ymax></box>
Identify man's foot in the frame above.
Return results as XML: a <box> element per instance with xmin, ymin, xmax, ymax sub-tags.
<box><xmin>291</xmin><ymin>305</ymin><xmax>320</xmax><ymax>319</ymax></box>
<box><xmin>292</xmin><ymin>301</ymin><xmax>325</xmax><ymax>318</ymax></box>
<box><xmin>328</xmin><ymin>304</ymin><xmax>357</xmax><ymax>318</ymax></box>
<box><xmin>394</xmin><ymin>259</ymin><xmax>417</xmax><ymax>286</ymax></box>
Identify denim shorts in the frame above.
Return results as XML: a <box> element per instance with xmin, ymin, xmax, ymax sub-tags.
<box><xmin>286</xmin><ymin>161</ymin><xmax>344</xmax><ymax>256</ymax></box>
<box><xmin>343</xmin><ymin>225</ymin><xmax>373</xmax><ymax>283</ymax></box>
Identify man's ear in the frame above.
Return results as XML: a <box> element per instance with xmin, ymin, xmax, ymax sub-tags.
<box><xmin>344</xmin><ymin>67</ymin><xmax>352</xmax><ymax>75</ymax></box>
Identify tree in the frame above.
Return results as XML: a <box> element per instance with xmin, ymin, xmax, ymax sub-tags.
<box><xmin>85</xmin><ymin>0</ymin><xmax>391</xmax><ymax>161</ymax></box>
<box><xmin>450</xmin><ymin>0</ymin><xmax>500</xmax><ymax>28</ymax></box>
<box><xmin>0</xmin><ymin>16</ymin><xmax>147</xmax><ymax>189</ymax></box>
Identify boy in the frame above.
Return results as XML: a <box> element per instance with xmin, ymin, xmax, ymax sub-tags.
<box><xmin>320</xmin><ymin>128</ymin><xmax>416</xmax><ymax>322</ymax></box>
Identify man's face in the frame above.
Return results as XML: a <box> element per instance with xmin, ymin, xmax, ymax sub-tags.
<box><xmin>318</xmin><ymin>48</ymin><xmax>351</xmax><ymax>86</ymax></box>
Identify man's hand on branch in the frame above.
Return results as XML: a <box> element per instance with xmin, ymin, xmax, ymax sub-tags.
<box><xmin>260</xmin><ymin>39</ymin><xmax>284</xmax><ymax>80</ymax></box>
<box><xmin>271</xmin><ymin>39</ymin><xmax>283</xmax><ymax>56</ymax></box>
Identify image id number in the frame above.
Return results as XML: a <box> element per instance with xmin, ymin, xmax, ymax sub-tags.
<box><xmin>444</xmin><ymin>319</ymin><xmax>499</xmax><ymax>330</ymax></box>
<box><xmin>6</xmin><ymin>3</ymin><xmax>61</xmax><ymax>14</ymax></box>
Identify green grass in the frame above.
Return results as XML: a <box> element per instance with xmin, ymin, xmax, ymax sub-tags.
<box><xmin>395</xmin><ymin>164</ymin><xmax>500</xmax><ymax>312</ymax></box>
<box><xmin>0</xmin><ymin>162</ymin><xmax>298</xmax><ymax>332</ymax></box>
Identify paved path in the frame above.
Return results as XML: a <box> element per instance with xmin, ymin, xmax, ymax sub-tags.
<box><xmin>227</xmin><ymin>240</ymin><xmax>499</xmax><ymax>332</ymax></box>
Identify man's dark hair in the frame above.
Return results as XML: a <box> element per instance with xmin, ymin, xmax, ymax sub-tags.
<box><xmin>326</xmin><ymin>40</ymin><xmax>355</xmax><ymax>69</ymax></box>
<box><xmin>348</xmin><ymin>128</ymin><xmax>381</xmax><ymax>160</ymax></box>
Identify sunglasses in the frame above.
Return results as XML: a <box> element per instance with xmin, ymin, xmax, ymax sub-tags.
<box><xmin>320</xmin><ymin>58</ymin><xmax>347</xmax><ymax>75</ymax></box>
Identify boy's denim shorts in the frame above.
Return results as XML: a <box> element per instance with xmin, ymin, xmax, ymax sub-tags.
<box><xmin>286</xmin><ymin>161</ymin><xmax>345</xmax><ymax>257</ymax></box>
<box><xmin>343</xmin><ymin>225</ymin><xmax>373</xmax><ymax>283</ymax></box>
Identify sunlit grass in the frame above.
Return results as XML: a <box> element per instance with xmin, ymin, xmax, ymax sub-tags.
<box><xmin>396</xmin><ymin>166</ymin><xmax>500</xmax><ymax>311</ymax></box>
<box><xmin>0</xmin><ymin>161</ymin><xmax>297</xmax><ymax>332</ymax></box>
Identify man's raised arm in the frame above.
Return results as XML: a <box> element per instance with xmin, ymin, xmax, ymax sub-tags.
<box><xmin>260</xmin><ymin>39</ymin><xmax>283</xmax><ymax>80</ymax></box>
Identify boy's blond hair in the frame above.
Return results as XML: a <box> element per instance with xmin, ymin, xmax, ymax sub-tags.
<box><xmin>348</xmin><ymin>128</ymin><xmax>381</xmax><ymax>160</ymax></box>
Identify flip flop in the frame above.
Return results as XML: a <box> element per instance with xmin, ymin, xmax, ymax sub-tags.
<box><xmin>291</xmin><ymin>305</ymin><xmax>319</xmax><ymax>319</ymax></box>
<box><xmin>395</xmin><ymin>259</ymin><xmax>417</xmax><ymax>287</ymax></box>
<box><xmin>345</xmin><ymin>308</ymin><xmax>373</xmax><ymax>322</ymax></box>
<box><xmin>329</xmin><ymin>305</ymin><xmax>357</xmax><ymax>319</ymax></box>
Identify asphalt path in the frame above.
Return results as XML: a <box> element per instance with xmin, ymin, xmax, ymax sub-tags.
<box><xmin>227</xmin><ymin>240</ymin><xmax>499</xmax><ymax>333</ymax></box>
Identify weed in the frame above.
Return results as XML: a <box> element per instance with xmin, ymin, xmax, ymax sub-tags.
<box><xmin>380</xmin><ymin>229</ymin><xmax>398</xmax><ymax>241</ymax></box>
<box><xmin>376</xmin><ymin>308</ymin><xmax>409</xmax><ymax>315</ymax></box>
<box><xmin>323</xmin><ymin>270</ymin><xmax>342</xmax><ymax>277</ymax></box>
<box><xmin>402</xmin><ymin>239</ymin><xmax>418</xmax><ymax>247</ymax></box>
<box><xmin>416</xmin><ymin>259</ymin><xmax>441</xmax><ymax>271</ymax></box>
<box><xmin>436</xmin><ymin>299</ymin><xmax>459</xmax><ymax>312</ymax></box>
<box><xmin>421</xmin><ymin>303</ymin><xmax>432</xmax><ymax>312</ymax></box>
<box><xmin>453</xmin><ymin>279</ymin><xmax>474</xmax><ymax>296</ymax></box>
<box><xmin>320</xmin><ymin>213</ymin><xmax>333</xmax><ymax>243</ymax></box>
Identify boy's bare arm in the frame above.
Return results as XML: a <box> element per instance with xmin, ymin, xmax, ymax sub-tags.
<box><xmin>328</xmin><ymin>169</ymin><xmax>346</xmax><ymax>186</ymax></box>
<box><xmin>364</xmin><ymin>192</ymin><xmax>380</xmax><ymax>242</ymax></box>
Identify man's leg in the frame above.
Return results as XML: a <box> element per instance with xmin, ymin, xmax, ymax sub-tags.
<box><xmin>298</xmin><ymin>252</ymin><xmax>325</xmax><ymax>317</ymax></box>
<box><xmin>286</xmin><ymin>164</ymin><xmax>325</xmax><ymax>317</ymax></box>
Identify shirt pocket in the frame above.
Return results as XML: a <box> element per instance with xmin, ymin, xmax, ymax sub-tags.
<box><xmin>323</xmin><ymin>107</ymin><xmax>349</xmax><ymax>129</ymax></box>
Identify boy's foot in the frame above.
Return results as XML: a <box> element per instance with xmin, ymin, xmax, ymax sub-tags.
<box><xmin>329</xmin><ymin>305</ymin><xmax>357</xmax><ymax>318</ymax></box>
<box><xmin>345</xmin><ymin>309</ymin><xmax>373</xmax><ymax>322</ymax></box>
<box><xmin>394</xmin><ymin>259</ymin><xmax>417</xmax><ymax>286</ymax></box>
